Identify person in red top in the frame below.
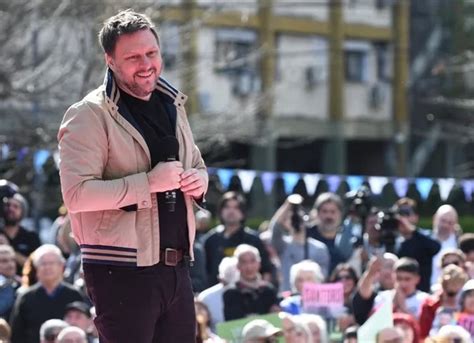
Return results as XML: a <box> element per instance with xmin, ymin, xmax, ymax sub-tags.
<box><xmin>418</xmin><ymin>264</ymin><xmax>468</xmax><ymax>339</ymax></box>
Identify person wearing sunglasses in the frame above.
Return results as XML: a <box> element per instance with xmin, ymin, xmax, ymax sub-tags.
<box><xmin>394</xmin><ymin>198</ymin><xmax>441</xmax><ymax>293</ymax></box>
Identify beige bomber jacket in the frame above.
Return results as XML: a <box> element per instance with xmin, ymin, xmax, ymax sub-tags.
<box><xmin>57</xmin><ymin>69</ymin><xmax>208</xmax><ymax>267</ymax></box>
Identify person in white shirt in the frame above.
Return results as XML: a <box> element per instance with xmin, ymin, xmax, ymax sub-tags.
<box><xmin>197</xmin><ymin>257</ymin><xmax>238</xmax><ymax>329</ymax></box>
<box><xmin>430</xmin><ymin>205</ymin><xmax>460</xmax><ymax>286</ymax></box>
<box><xmin>375</xmin><ymin>257</ymin><xmax>428</xmax><ymax>319</ymax></box>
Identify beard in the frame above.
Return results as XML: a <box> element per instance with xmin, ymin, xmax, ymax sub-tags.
<box><xmin>114</xmin><ymin>65</ymin><xmax>161</xmax><ymax>100</ymax></box>
<box><xmin>3</xmin><ymin>216</ymin><xmax>20</xmax><ymax>226</ymax></box>
<box><xmin>319</xmin><ymin>219</ymin><xmax>338</xmax><ymax>233</ymax></box>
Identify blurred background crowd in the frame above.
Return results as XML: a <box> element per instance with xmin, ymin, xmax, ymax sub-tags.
<box><xmin>0</xmin><ymin>178</ymin><xmax>473</xmax><ymax>343</ymax></box>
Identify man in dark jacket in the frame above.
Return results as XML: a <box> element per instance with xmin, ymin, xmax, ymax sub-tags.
<box><xmin>203</xmin><ymin>192</ymin><xmax>273</xmax><ymax>286</ymax></box>
<box><xmin>394</xmin><ymin>198</ymin><xmax>441</xmax><ymax>292</ymax></box>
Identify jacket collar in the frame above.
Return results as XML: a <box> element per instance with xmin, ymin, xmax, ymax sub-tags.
<box><xmin>102</xmin><ymin>68</ymin><xmax>188</xmax><ymax>108</ymax></box>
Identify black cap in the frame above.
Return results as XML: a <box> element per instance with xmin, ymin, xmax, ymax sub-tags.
<box><xmin>64</xmin><ymin>301</ymin><xmax>91</xmax><ymax>318</ymax></box>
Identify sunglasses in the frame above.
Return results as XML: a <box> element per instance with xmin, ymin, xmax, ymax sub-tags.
<box><xmin>336</xmin><ymin>274</ymin><xmax>353</xmax><ymax>281</ymax></box>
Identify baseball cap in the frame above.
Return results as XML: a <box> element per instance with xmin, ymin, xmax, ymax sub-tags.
<box><xmin>64</xmin><ymin>301</ymin><xmax>91</xmax><ymax>318</ymax></box>
<box><xmin>242</xmin><ymin>319</ymin><xmax>282</xmax><ymax>341</ymax></box>
<box><xmin>461</xmin><ymin>279</ymin><xmax>474</xmax><ymax>294</ymax></box>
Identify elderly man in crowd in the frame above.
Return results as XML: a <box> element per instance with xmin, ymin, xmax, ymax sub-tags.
<box><xmin>223</xmin><ymin>244</ymin><xmax>279</xmax><ymax>321</ymax></box>
<box><xmin>10</xmin><ymin>244</ymin><xmax>84</xmax><ymax>343</ymax></box>
<box><xmin>430</xmin><ymin>204</ymin><xmax>460</xmax><ymax>286</ymax></box>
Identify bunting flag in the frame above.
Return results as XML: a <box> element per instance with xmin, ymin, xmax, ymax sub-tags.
<box><xmin>368</xmin><ymin>176</ymin><xmax>389</xmax><ymax>195</ymax></box>
<box><xmin>438</xmin><ymin>178</ymin><xmax>456</xmax><ymax>201</ymax></box>
<box><xmin>303</xmin><ymin>173</ymin><xmax>321</xmax><ymax>196</ymax></box>
<box><xmin>347</xmin><ymin>175</ymin><xmax>364</xmax><ymax>191</ymax></box>
<box><xmin>237</xmin><ymin>170</ymin><xmax>257</xmax><ymax>193</ymax></box>
<box><xmin>393</xmin><ymin>178</ymin><xmax>409</xmax><ymax>198</ymax></box>
<box><xmin>33</xmin><ymin>150</ymin><xmax>50</xmax><ymax>173</ymax></box>
<box><xmin>282</xmin><ymin>172</ymin><xmax>300</xmax><ymax>195</ymax></box>
<box><xmin>326</xmin><ymin>175</ymin><xmax>341</xmax><ymax>193</ymax></box>
<box><xmin>1</xmin><ymin>144</ymin><xmax>9</xmax><ymax>160</ymax></box>
<box><xmin>17</xmin><ymin>147</ymin><xmax>29</xmax><ymax>162</ymax></box>
<box><xmin>216</xmin><ymin>168</ymin><xmax>234</xmax><ymax>190</ymax></box>
<box><xmin>462</xmin><ymin>180</ymin><xmax>474</xmax><ymax>202</ymax></box>
<box><xmin>416</xmin><ymin>178</ymin><xmax>434</xmax><ymax>200</ymax></box>
<box><xmin>261</xmin><ymin>172</ymin><xmax>276</xmax><ymax>195</ymax></box>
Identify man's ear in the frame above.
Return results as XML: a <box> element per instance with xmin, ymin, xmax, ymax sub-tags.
<box><xmin>105</xmin><ymin>53</ymin><xmax>114</xmax><ymax>70</ymax></box>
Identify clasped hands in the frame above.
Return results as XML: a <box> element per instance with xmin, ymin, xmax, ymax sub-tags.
<box><xmin>147</xmin><ymin>161</ymin><xmax>205</xmax><ymax>198</ymax></box>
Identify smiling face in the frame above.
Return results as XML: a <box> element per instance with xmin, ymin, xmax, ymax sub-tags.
<box><xmin>106</xmin><ymin>28</ymin><xmax>162</xmax><ymax>100</ymax></box>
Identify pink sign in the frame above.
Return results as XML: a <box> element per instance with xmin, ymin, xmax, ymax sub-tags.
<box><xmin>457</xmin><ymin>313</ymin><xmax>474</xmax><ymax>338</ymax></box>
<box><xmin>302</xmin><ymin>282</ymin><xmax>344</xmax><ymax>309</ymax></box>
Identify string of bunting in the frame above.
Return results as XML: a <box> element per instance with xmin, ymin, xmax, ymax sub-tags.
<box><xmin>209</xmin><ymin>167</ymin><xmax>473</xmax><ymax>202</ymax></box>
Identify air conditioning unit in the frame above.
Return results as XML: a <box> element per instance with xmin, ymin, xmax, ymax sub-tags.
<box><xmin>232</xmin><ymin>71</ymin><xmax>254</xmax><ymax>97</ymax></box>
<box><xmin>368</xmin><ymin>83</ymin><xmax>385</xmax><ymax>109</ymax></box>
<box><xmin>305</xmin><ymin>66</ymin><xmax>324</xmax><ymax>90</ymax></box>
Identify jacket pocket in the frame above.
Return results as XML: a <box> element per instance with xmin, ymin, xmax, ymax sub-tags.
<box><xmin>97</xmin><ymin>211</ymin><xmax>112</xmax><ymax>231</ymax></box>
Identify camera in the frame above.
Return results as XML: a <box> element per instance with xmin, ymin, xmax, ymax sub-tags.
<box><xmin>376</xmin><ymin>208</ymin><xmax>399</xmax><ymax>252</ymax></box>
<box><xmin>345</xmin><ymin>185</ymin><xmax>372</xmax><ymax>220</ymax></box>
<box><xmin>287</xmin><ymin>194</ymin><xmax>308</xmax><ymax>233</ymax></box>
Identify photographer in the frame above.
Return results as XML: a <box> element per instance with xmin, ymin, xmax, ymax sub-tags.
<box><xmin>348</xmin><ymin>207</ymin><xmax>385</xmax><ymax>276</ymax></box>
<box><xmin>394</xmin><ymin>198</ymin><xmax>441</xmax><ymax>292</ymax></box>
<box><xmin>269</xmin><ymin>195</ymin><xmax>330</xmax><ymax>292</ymax></box>
<box><xmin>307</xmin><ymin>193</ymin><xmax>353</xmax><ymax>273</ymax></box>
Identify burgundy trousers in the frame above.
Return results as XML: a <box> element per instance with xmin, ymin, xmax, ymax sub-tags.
<box><xmin>83</xmin><ymin>262</ymin><xmax>196</xmax><ymax>343</ymax></box>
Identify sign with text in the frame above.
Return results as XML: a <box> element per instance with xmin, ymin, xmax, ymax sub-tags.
<box><xmin>302</xmin><ymin>282</ymin><xmax>344</xmax><ymax>310</ymax></box>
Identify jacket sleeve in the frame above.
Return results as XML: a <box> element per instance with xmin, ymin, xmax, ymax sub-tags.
<box><xmin>352</xmin><ymin>290</ymin><xmax>376</xmax><ymax>325</ymax></box>
<box><xmin>9</xmin><ymin>292</ymin><xmax>27</xmax><ymax>343</ymax></box>
<box><xmin>58</xmin><ymin>104</ymin><xmax>152</xmax><ymax>213</ymax></box>
<box><xmin>418</xmin><ymin>298</ymin><xmax>439</xmax><ymax>339</ymax></box>
<box><xmin>182</xmin><ymin>113</ymin><xmax>208</xmax><ymax>205</ymax></box>
<box><xmin>270</xmin><ymin>220</ymin><xmax>287</xmax><ymax>255</ymax></box>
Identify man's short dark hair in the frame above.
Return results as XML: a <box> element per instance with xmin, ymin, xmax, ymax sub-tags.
<box><xmin>395</xmin><ymin>257</ymin><xmax>419</xmax><ymax>275</ymax></box>
<box><xmin>459</xmin><ymin>233</ymin><xmax>474</xmax><ymax>254</ymax></box>
<box><xmin>98</xmin><ymin>9</ymin><xmax>159</xmax><ymax>54</ymax></box>
<box><xmin>217</xmin><ymin>191</ymin><xmax>247</xmax><ymax>223</ymax></box>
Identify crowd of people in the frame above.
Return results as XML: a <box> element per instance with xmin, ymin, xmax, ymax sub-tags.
<box><xmin>0</xmin><ymin>180</ymin><xmax>474</xmax><ymax>342</ymax></box>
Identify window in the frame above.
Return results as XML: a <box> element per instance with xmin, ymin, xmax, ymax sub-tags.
<box><xmin>214</xmin><ymin>29</ymin><xmax>257</xmax><ymax>73</ymax></box>
<box><xmin>375</xmin><ymin>43</ymin><xmax>391</xmax><ymax>81</ymax></box>
<box><xmin>345</xmin><ymin>50</ymin><xmax>367</xmax><ymax>83</ymax></box>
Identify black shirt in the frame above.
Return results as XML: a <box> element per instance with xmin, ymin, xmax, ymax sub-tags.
<box><xmin>119</xmin><ymin>90</ymin><xmax>189</xmax><ymax>251</ymax></box>
<box><xmin>396</xmin><ymin>229</ymin><xmax>441</xmax><ymax>292</ymax></box>
<box><xmin>307</xmin><ymin>225</ymin><xmax>346</xmax><ymax>273</ymax></box>
<box><xmin>203</xmin><ymin>225</ymin><xmax>273</xmax><ymax>286</ymax></box>
<box><xmin>223</xmin><ymin>281</ymin><xmax>278</xmax><ymax>321</ymax></box>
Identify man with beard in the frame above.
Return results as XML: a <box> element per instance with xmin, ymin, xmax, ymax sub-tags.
<box><xmin>1</xmin><ymin>194</ymin><xmax>40</xmax><ymax>274</ymax></box>
<box><xmin>307</xmin><ymin>192</ymin><xmax>353</xmax><ymax>273</ymax></box>
<box><xmin>57</xmin><ymin>10</ymin><xmax>207</xmax><ymax>342</ymax></box>
<box><xmin>203</xmin><ymin>192</ymin><xmax>272</xmax><ymax>287</ymax></box>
